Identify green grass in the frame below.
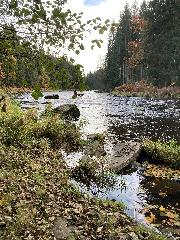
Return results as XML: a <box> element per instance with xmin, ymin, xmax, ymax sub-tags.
<box><xmin>133</xmin><ymin>225</ymin><xmax>167</xmax><ymax>240</ymax></box>
<box><xmin>143</xmin><ymin>139</ymin><xmax>180</xmax><ymax>169</ymax></box>
<box><xmin>0</xmin><ymin>100</ymin><xmax>81</xmax><ymax>151</ymax></box>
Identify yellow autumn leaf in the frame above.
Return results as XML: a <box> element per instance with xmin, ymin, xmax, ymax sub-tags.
<box><xmin>145</xmin><ymin>212</ymin><xmax>156</xmax><ymax>224</ymax></box>
<box><xmin>166</xmin><ymin>211</ymin><xmax>177</xmax><ymax>219</ymax></box>
<box><xmin>159</xmin><ymin>192</ymin><xmax>167</xmax><ymax>197</ymax></box>
<box><xmin>159</xmin><ymin>206</ymin><xmax>166</xmax><ymax>212</ymax></box>
<box><xmin>97</xmin><ymin>226</ymin><xmax>103</xmax><ymax>232</ymax></box>
<box><xmin>0</xmin><ymin>197</ymin><xmax>6</xmax><ymax>206</ymax></box>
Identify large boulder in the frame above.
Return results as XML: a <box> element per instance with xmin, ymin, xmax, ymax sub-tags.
<box><xmin>53</xmin><ymin>104</ymin><xmax>80</xmax><ymax>121</ymax></box>
<box><xmin>84</xmin><ymin>140</ymin><xmax>106</xmax><ymax>157</ymax></box>
<box><xmin>44</xmin><ymin>94</ymin><xmax>59</xmax><ymax>99</ymax></box>
<box><xmin>108</xmin><ymin>142</ymin><xmax>142</xmax><ymax>172</ymax></box>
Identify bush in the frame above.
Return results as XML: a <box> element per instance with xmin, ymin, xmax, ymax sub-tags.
<box><xmin>0</xmin><ymin>100</ymin><xmax>81</xmax><ymax>152</ymax></box>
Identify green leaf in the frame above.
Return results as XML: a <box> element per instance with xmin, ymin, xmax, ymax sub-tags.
<box><xmin>31</xmin><ymin>89</ymin><xmax>43</xmax><ymax>100</ymax></box>
<box><xmin>105</xmin><ymin>19</ymin><xmax>110</xmax><ymax>24</ymax></box>
<box><xmin>79</xmin><ymin>44</ymin><xmax>84</xmax><ymax>50</ymax></box>
<box><xmin>75</xmin><ymin>50</ymin><xmax>80</xmax><ymax>55</ymax></box>
<box><xmin>99</xmin><ymin>28</ymin><xmax>104</xmax><ymax>34</ymax></box>
<box><xmin>96</xmin><ymin>41</ymin><xmax>101</xmax><ymax>48</ymax></box>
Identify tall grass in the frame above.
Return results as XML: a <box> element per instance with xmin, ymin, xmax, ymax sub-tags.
<box><xmin>0</xmin><ymin>100</ymin><xmax>81</xmax><ymax>151</ymax></box>
<box><xmin>143</xmin><ymin>139</ymin><xmax>180</xmax><ymax>169</ymax></box>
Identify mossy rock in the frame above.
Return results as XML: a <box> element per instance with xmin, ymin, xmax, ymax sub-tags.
<box><xmin>53</xmin><ymin>104</ymin><xmax>80</xmax><ymax>121</ymax></box>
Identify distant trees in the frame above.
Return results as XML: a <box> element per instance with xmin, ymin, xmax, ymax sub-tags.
<box><xmin>86</xmin><ymin>0</ymin><xmax>180</xmax><ymax>90</ymax></box>
<box><xmin>86</xmin><ymin>68</ymin><xmax>106</xmax><ymax>90</ymax></box>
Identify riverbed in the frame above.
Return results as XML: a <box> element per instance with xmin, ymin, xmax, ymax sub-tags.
<box><xmin>16</xmin><ymin>90</ymin><xmax>180</xmax><ymax>238</ymax></box>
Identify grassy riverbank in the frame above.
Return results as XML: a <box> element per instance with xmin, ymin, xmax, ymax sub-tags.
<box><xmin>143</xmin><ymin>139</ymin><xmax>180</xmax><ymax>169</ymax></box>
<box><xmin>112</xmin><ymin>81</ymin><xmax>180</xmax><ymax>99</ymax></box>
<box><xmin>0</xmin><ymin>100</ymin><xmax>167</xmax><ymax>239</ymax></box>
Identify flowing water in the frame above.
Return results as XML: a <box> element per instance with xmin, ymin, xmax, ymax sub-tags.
<box><xmin>16</xmin><ymin>91</ymin><xmax>180</xmax><ymax>238</ymax></box>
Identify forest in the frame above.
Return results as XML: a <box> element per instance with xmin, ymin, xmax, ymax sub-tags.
<box><xmin>86</xmin><ymin>0</ymin><xmax>180</xmax><ymax>90</ymax></box>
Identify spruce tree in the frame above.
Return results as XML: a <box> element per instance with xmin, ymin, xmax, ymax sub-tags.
<box><xmin>144</xmin><ymin>0</ymin><xmax>180</xmax><ymax>86</ymax></box>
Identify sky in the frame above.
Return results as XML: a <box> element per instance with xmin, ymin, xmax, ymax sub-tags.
<box><xmin>66</xmin><ymin>0</ymin><xmax>143</xmax><ymax>74</ymax></box>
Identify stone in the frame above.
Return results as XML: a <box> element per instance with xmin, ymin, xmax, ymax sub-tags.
<box><xmin>53</xmin><ymin>217</ymin><xmax>76</xmax><ymax>240</ymax></box>
<box><xmin>44</xmin><ymin>94</ymin><xmax>59</xmax><ymax>99</ymax></box>
<box><xmin>108</xmin><ymin>142</ymin><xmax>142</xmax><ymax>172</ymax></box>
<box><xmin>84</xmin><ymin>140</ymin><xmax>106</xmax><ymax>157</ymax></box>
<box><xmin>53</xmin><ymin>104</ymin><xmax>80</xmax><ymax>121</ymax></box>
<box><xmin>128</xmin><ymin>232</ymin><xmax>139</xmax><ymax>240</ymax></box>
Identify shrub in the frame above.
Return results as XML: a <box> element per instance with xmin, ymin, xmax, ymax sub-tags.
<box><xmin>0</xmin><ymin>100</ymin><xmax>81</xmax><ymax>151</ymax></box>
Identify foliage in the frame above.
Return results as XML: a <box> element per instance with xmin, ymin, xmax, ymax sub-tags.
<box><xmin>0</xmin><ymin>27</ymin><xmax>86</xmax><ymax>91</ymax></box>
<box><xmin>86</xmin><ymin>68</ymin><xmax>106</xmax><ymax>90</ymax></box>
<box><xmin>143</xmin><ymin>0</ymin><xmax>180</xmax><ymax>86</ymax></box>
<box><xmin>143</xmin><ymin>139</ymin><xmax>180</xmax><ymax>169</ymax></box>
<box><xmin>0</xmin><ymin>0</ymin><xmax>110</xmax><ymax>52</ymax></box>
<box><xmin>0</xmin><ymin>99</ymin><xmax>82</xmax><ymax>151</ymax></box>
<box><xmin>0</xmin><ymin>0</ymin><xmax>111</xmax><ymax>90</ymax></box>
<box><xmin>104</xmin><ymin>2</ymin><xmax>148</xmax><ymax>89</ymax></box>
<box><xmin>112</xmin><ymin>80</ymin><xmax>156</xmax><ymax>97</ymax></box>
<box><xmin>112</xmin><ymin>80</ymin><xmax>180</xmax><ymax>98</ymax></box>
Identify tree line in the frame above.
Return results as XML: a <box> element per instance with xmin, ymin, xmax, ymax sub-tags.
<box><xmin>86</xmin><ymin>0</ymin><xmax>180</xmax><ymax>90</ymax></box>
<box><xmin>0</xmin><ymin>0</ymin><xmax>111</xmax><ymax>90</ymax></box>
<box><xmin>0</xmin><ymin>25</ymin><xmax>85</xmax><ymax>90</ymax></box>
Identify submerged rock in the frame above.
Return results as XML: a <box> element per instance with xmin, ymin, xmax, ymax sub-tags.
<box><xmin>108</xmin><ymin>142</ymin><xmax>142</xmax><ymax>172</ymax></box>
<box><xmin>44</xmin><ymin>94</ymin><xmax>59</xmax><ymax>99</ymax></box>
<box><xmin>54</xmin><ymin>104</ymin><xmax>80</xmax><ymax>121</ymax></box>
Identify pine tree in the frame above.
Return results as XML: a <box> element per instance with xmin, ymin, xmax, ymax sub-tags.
<box><xmin>105</xmin><ymin>3</ymin><xmax>132</xmax><ymax>89</ymax></box>
<box><xmin>144</xmin><ymin>0</ymin><xmax>180</xmax><ymax>86</ymax></box>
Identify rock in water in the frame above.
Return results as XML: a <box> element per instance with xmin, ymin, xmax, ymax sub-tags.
<box><xmin>108</xmin><ymin>142</ymin><xmax>142</xmax><ymax>172</ymax></box>
<box><xmin>44</xmin><ymin>94</ymin><xmax>59</xmax><ymax>99</ymax></box>
<box><xmin>53</xmin><ymin>104</ymin><xmax>80</xmax><ymax>121</ymax></box>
